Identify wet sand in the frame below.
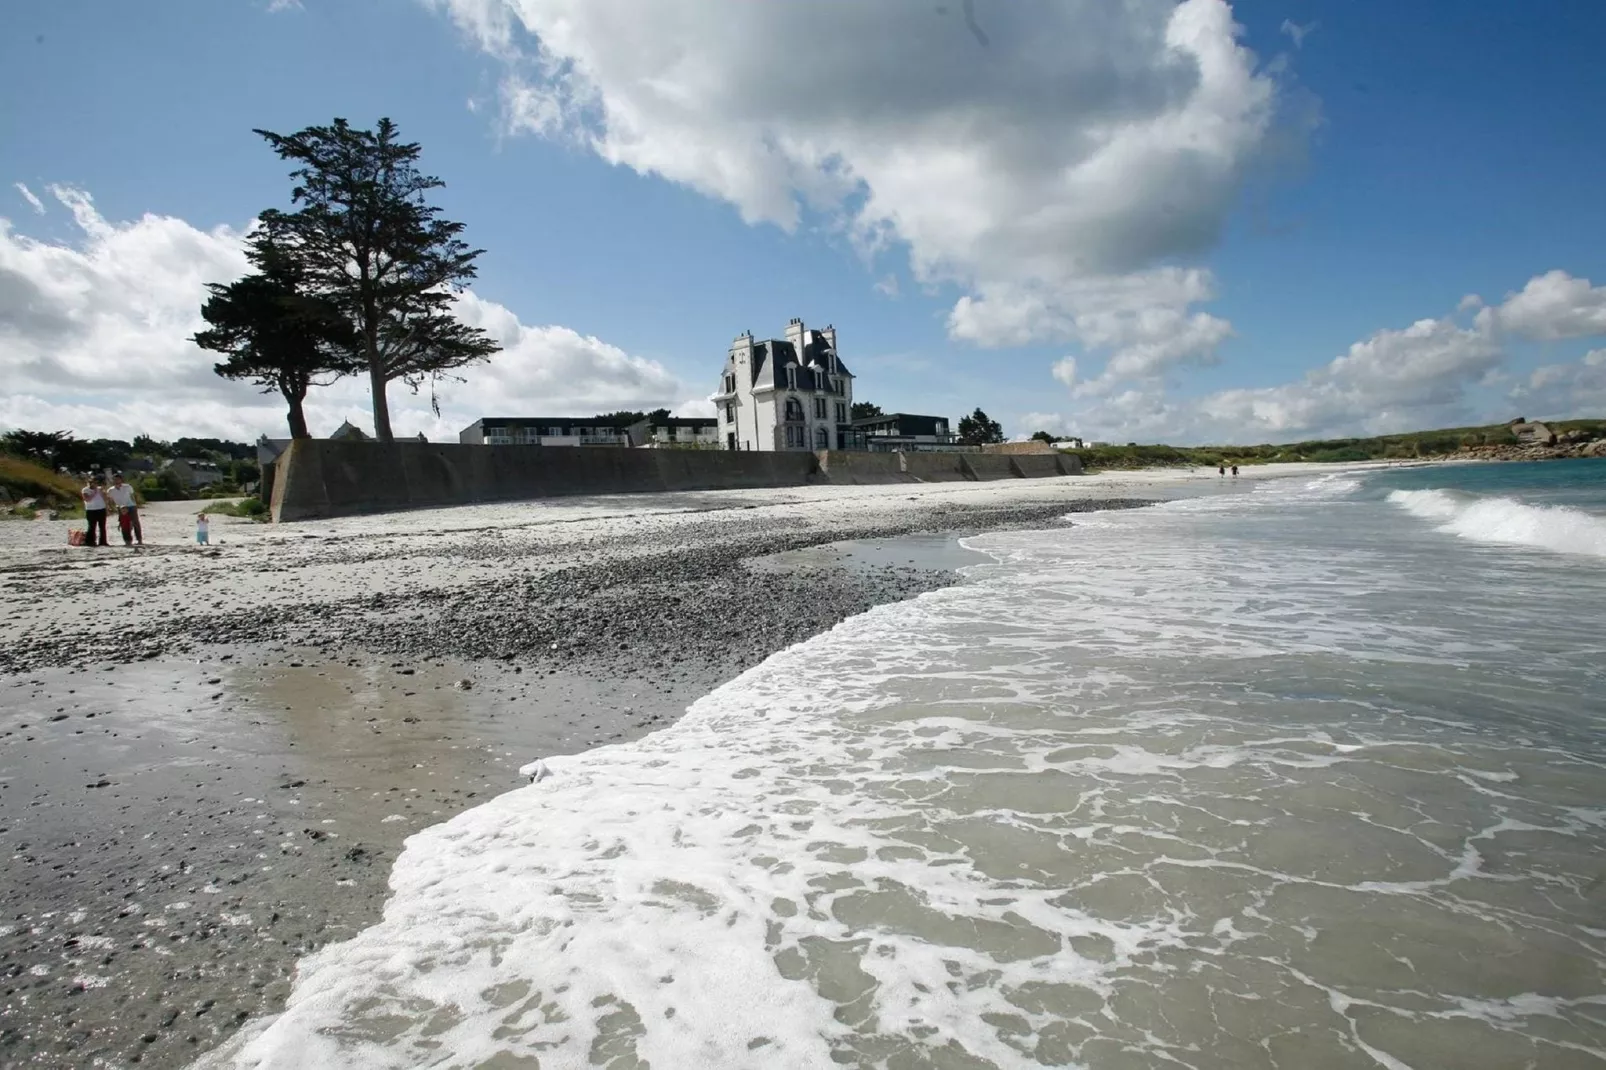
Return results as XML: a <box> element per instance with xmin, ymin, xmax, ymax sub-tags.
<box><xmin>0</xmin><ymin>649</ymin><xmax>724</xmax><ymax>1067</ymax></box>
<box><xmin>2</xmin><ymin>477</ymin><xmax>1174</xmax><ymax>1067</ymax></box>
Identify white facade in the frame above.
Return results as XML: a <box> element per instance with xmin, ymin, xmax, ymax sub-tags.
<box><xmin>713</xmin><ymin>318</ymin><xmax>854</xmax><ymax>451</ymax></box>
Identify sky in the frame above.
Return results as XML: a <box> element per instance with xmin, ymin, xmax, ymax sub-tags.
<box><xmin>3</xmin><ymin>0</ymin><xmax>1605</xmax><ymax>446</ymax></box>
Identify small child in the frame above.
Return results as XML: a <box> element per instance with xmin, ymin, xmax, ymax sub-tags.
<box><xmin>195</xmin><ymin>512</ymin><xmax>210</xmax><ymax>545</ymax></box>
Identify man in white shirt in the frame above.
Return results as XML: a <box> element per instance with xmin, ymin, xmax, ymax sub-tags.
<box><xmin>80</xmin><ymin>476</ymin><xmax>109</xmax><ymax>547</ymax></box>
<box><xmin>106</xmin><ymin>472</ymin><xmax>142</xmax><ymax>546</ymax></box>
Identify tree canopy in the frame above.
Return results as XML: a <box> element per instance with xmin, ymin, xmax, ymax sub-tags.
<box><xmin>851</xmin><ymin>402</ymin><xmax>883</xmax><ymax>420</ymax></box>
<box><xmin>957</xmin><ymin>408</ymin><xmax>1005</xmax><ymax>446</ymax></box>
<box><xmin>253</xmin><ymin>117</ymin><xmax>500</xmax><ymax>439</ymax></box>
<box><xmin>1030</xmin><ymin>430</ymin><xmax>1057</xmax><ymax>444</ymax></box>
<box><xmin>194</xmin><ymin>227</ymin><xmax>358</xmax><ymax>439</ymax></box>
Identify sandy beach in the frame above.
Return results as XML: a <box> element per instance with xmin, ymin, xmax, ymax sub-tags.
<box><xmin>0</xmin><ymin>464</ymin><xmax>1355</xmax><ymax>1067</ymax></box>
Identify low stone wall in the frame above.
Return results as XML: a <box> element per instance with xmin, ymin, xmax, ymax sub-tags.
<box><xmin>271</xmin><ymin>440</ymin><xmax>821</xmax><ymax>521</ymax></box>
<box><xmin>813</xmin><ymin>451</ymin><xmax>911</xmax><ymax>485</ymax></box>
<box><xmin>981</xmin><ymin>441</ymin><xmax>1057</xmax><ymax>455</ymax></box>
<box><xmin>899</xmin><ymin>453</ymin><xmax>972</xmax><ymax>482</ymax></box>
<box><xmin>270</xmin><ymin>439</ymin><xmax>1089</xmax><ymax>521</ymax></box>
<box><xmin>960</xmin><ymin>454</ymin><xmax>1019</xmax><ymax>481</ymax></box>
<box><xmin>1010</xmin><ymin>454</ymin><xmax>1084</xmax><ymax>477</ymax></box>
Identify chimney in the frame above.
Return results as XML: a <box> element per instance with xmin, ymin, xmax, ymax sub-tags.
<box><xmin>784</xmin><ymin>317</ymin><xmax>805</xmax><ymax>359</ymax></box>
<box><xmin>821</xmin><ymin>323</ymin><xmax>837</xmax><ymax>368</ymax></box>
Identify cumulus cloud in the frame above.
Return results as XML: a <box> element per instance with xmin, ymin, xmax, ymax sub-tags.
<box><xmin>0</xmin><ymin>187</ymin><xmax>687</xmax><ymax>442</ymax></box>
<box><xmin>1509</xmin><ymin>348</ymin><xmax>1606</xmax><ymax>415</ymax></box>
<box><xmin>1033</xmin><ymin>269</ymin><xmax>1606</xmax><ymax>444</ymax></box>
<box><xmin>432</xmin><ymin>0</ymin><xmax>1287</xmax><ymax>386</ymax></box>
<box><xmin>1477</xmin><ymin>269</ymin><xmax>1606</xmax><ymax>341</ymax></box>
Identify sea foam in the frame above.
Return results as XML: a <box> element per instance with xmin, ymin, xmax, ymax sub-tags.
<box><xmin>1388</xmin><ymin>487</ymin><xmax>1606</xmax><ymax>558</ymax></box>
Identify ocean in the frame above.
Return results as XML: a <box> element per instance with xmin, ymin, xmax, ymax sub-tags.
<box><xmin>206</xmin><ymin>461</ymin><xmax>1606</xmax><ymax>1070</ymax></box>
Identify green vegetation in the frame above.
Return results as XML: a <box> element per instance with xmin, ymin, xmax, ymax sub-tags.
<box><xmin>252</xmin><ymin>117</ymin><xmax>500</xmax><ymax>440</ymax></box>
<box><xmin>0</xmin><ymin>454</ymin><xmax>83</xmax><ymax>512</ymax></box>
<box><xmin>958</xmin><ymin>408</ymin><xmax>1005</xmax><ymax>446</ymax></box>
<box><xmin>1072</xmin><ymin>418</ymin><xmax>1606</xmax><ymax>471</ymax></box>
<box><xmin>205</xmin><ymin>497</ymin><xmax>270</xmax><ymax>520</ymax></box>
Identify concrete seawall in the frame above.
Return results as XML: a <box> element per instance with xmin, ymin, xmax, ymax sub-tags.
<box><xmin>271</xmin><ymin>441</ymin><xmax>821</xmax><ymax>521</ymax></box>
<box><xmin>271</xmin><ymin>441</ymin><xmax>1085</xmax><ymax>521</ymax></box>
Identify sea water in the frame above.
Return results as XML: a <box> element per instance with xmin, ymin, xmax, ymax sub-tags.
<box><xmin>203</xmin><ymin>462</ymin><xmax>1606</xmax><ymax>1070</ymax></box>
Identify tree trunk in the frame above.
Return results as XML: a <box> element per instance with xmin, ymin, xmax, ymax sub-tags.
<box><xmin>282</xmin><ymin>383</ymin><xmax>311</xmax><ymax>439</ymax></box>
<box><xmin>369</xmin><ymin>362</ymin><xmax>393</xmax><ymax>441</ymax></box>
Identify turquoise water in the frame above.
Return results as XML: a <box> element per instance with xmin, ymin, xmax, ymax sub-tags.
<box><xmin>1373</xmin><ymin>457</ymin><xmax>1606</xmax><ymax>511</ymax></box>
<box><xmin>204</xmin><ymin>463</ymin><xmax>1606</xmax><ymax>1070</ymax></box>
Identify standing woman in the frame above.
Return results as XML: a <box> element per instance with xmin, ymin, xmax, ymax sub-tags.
<box><xmin>80</xmin><ymin>476</ymin><xmax>109</xmax><ymax>547</ymax></box>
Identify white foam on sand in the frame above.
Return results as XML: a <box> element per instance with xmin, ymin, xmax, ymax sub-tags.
<box><xmin>1389</xmin><ymin>487</ymin><xmax>1606</xmax><ymax>558</ymax></box>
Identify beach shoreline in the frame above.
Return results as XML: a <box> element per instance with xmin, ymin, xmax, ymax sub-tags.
<box><xmin>0</xmin><ymin>463</ymin><xmax>1386</xmax><ymax>1067</ymax></box>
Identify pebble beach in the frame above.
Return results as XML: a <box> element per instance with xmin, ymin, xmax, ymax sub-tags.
<box><xmin>0</xmin><ymin>471</ymin><xmax>1243</xmax><ymax>1067</ymax></box>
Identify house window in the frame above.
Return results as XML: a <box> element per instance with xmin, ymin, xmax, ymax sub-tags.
<box><xmin>835</xmin><ymin>402</ymin><xmax>847</xmax><ymax>423</ymax></box>
<box><xmin>785</xmin><ymin>398</ymin><xmax>804</xmax><ymax>421</ymax></box>
<box><xmin>814</xmin><ymin>397</ymin><xmax>827</xmax><ymax>419</ymax></box>
<box><xmin>815</xmin><ymin>426</ymin><xmax>829</xmax><ymax>449</ymax></box>
<box><xmin>787</xmin><ymin>367</ymin><xmax>797</xmax><ymax>389</ymax></box>
<box><xmin>725</xmin><ymin>401</ymin><xmax>735</xmax><ymax>422</ymax></box>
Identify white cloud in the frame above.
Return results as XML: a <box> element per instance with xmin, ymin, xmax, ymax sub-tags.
<box><xmin>873</xmin><ymin>274</ymin><xmax>900</xmax><ymax>299</ymax></box>
<box><xmin>1477</xmin><ymin>270</ymin><xmax>1606</xmax><ymax>341</ymax></box>
<box><xmin>13</xmin><ymin>184</ymin><xmax>44</xmax><ymax>214</ymax></box>
<box><xmin>0</xmin><ymin>187</ymin><xmax>688</xmax><ymax>442</ymax></box>
<box><xmin>1279</xmin><ymin>19</ymin><xmax>1316</xmax><ymax>48</ymax></box>
<box><xmin>1035</xmin><ymin>267</ymin><xmax>1606</xmax><ymax>445</ymax></box>
<box><xmin>1017</xmin><ymin>411</ymin><xmax>1080</xmax><ymax>438</ymax></box>
<box><xmin>1052</xmin><ymin>305</ymin><xmax>1507</xmax><ymax>445</ymax></box>
<box><xmin>1509</xmin><ymin>348</ymin><xmax>1606</xmax><ymax>417</ymax></box>
<box><xmin>434</xmin><ymin>0</ymin><xmax>1288</xmax><ymax>385</ymax></box>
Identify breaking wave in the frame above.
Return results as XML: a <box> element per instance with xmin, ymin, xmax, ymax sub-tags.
<box><xmin>1387</xmin><ymin>487</ymin><xmax>1606</xmax><ymax>558</ymax></box>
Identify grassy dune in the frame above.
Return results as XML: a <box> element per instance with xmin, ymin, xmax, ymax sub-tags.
<box><xmin>1075</xmin><ymin>418</ymin><xmax>1606</xmax><ymax>471</ymax></box>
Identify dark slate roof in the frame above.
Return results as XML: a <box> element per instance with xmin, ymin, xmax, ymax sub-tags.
<box><xmin>652</xmin><ymin>418</ymin><xmax>717</xmax><ymax>429</ymax></box>
<box><xmin>478</xmin><ymin>417</ymin><xmax>635</xmax><ymax>430</ymax></box>
<box><xmin>747</xmin><ymin>331</ymin><xmax>850</xmax><ymax>390</ymax></box>
<box><xmin>852</xmin><ymin>413</ymin><xmax>952</xmax><ymax>437</ymax></box>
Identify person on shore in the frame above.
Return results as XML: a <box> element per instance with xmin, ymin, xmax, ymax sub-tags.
<box><xmin>80</xmin><ymin>476</ymin><xmax>109</xmax><ymax>547</ymax></box>
<box><xmin>195</xmin><ymin>512</ymin><xmax>210</xmax><ymax>546</ymax></box>
<box><xmin>1218</xmin><ymin>465</ymin><xmax>1225</xmax><ymax>477</ymax></box>
<box><xmin>1231</xmin><ymin>464</ymin><xmax>1240</xmax><ymax>477</ymax></box>
<box><xmin>106</xmin><ymin>472</ymin><xmax>142</xmax><ymax>546</ymax></box>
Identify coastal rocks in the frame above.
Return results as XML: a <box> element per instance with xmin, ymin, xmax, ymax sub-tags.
<box><xmin>1585</xmin><ymin>440</ymin><xmax>1606</xmax><ymax>458</ymax></box>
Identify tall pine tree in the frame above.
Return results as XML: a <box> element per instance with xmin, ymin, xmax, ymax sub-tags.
<box><xmin>254</xmin><ymin>118</ymin><xmax>499</xmax><ymax>440</ymax></box>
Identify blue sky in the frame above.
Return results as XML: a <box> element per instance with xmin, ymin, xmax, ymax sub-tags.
<box><xmin>3</xmin><ymin>0</ymin><xmax>1605</xmax><ymax>444</ymax></box>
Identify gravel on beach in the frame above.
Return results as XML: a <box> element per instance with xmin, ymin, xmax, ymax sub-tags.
<box><xmin>0</xmin><ymin>483</ymin><xmax>1153</xmax><ymax>1068</ymax></box>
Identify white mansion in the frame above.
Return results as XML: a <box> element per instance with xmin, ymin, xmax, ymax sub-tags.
<box><xmin>714</xmin><ymin>318</ymin><xmax>854</xmax><ymax>451</ymax></box>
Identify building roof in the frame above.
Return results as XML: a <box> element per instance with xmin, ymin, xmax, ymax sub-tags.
<box><xmin>651</xmin><ymin>417</ymin><xmax>717</xmax><ymax>429</ymax></box>
<box><xmin>474</xmin><ymin>416</ymin><xmax>641</xmax><ymax>430</ymax></box>
<box><xmin>852</xmin><ymin>413</ymin><xmax>953</xmax><ymax>437</ymax></box>
<box><xmin>742</xmin><ymin>330</ymin><xmax>852</xmax><ymax>391</ymax></box>
<box><xmin>330</xmin><ymin>420</ymin><xmax>370</xmax><ymax>440</ymax></box>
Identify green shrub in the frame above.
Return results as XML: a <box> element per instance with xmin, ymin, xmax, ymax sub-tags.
<box><xmin>206</xmin><ymin>497</ymin><xmax>269</xmax><ymax>520</ymax></box>
<box><xmin>137</xmin><ymin>469</ymin><xmax>189</xmax><ymax>501</ymax></box>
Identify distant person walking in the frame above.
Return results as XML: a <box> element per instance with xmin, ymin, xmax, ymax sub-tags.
<box><xmin>1231</xmin><ymin>464</ymin><xmax>1240</xmax><ymax>477</ymax></box>
<box><xmin>1218</xmin><ymin>465</ymin><xmax>1225</xmax><ymax>477</ymax></box>
<box><xmin>106</xmin><ymin>473</ymin><xmax>142</xmax><ymax>546</ymax></box>
<box><xmin>195</xmin><ymin>512</ymin><xmax>210</xmax><ymax>546</ymax></box>
<box><xmin>80</xmin><ymin>476</ymin><xmax>109</xmax><ymax>547</ymax></box>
